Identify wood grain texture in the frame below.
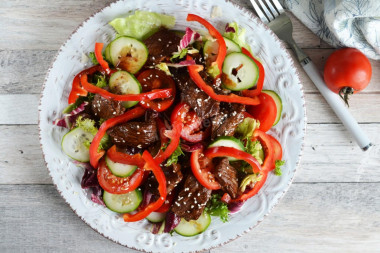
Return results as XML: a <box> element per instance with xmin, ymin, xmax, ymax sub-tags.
<box><xmin>211</xmin><ymin>182</ymin><xmax>380</xmax><ymax>253</ymax></box>
<box><xmin>1</xmin><ymin>124</ymin><xmax>379</xmax><ymax>185</ymax></box>
<box><xmin>0</xmin><ymin>94</ymin><xmax>39</xmax><ymax>124</ymax></box>
<box><xmin>1</xmin><ymin>184</ymin><xmax>379</xmax><ymax>253</ymax></box>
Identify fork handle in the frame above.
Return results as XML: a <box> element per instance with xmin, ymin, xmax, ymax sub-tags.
<box><xmin>301</xmin><ymin>58</ymin><xmax>372</xmax><ymax>151</ymax></box>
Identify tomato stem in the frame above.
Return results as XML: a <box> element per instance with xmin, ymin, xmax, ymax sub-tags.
<box><xmin>339</xmin><ymin>87</ymin><xmax>354</xmax><ymax>107</ymax></box>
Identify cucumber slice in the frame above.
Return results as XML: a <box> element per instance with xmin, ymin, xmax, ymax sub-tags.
<box><xmin>174</xmin><ymin>211</ymin><xmax>211</xmax><ymax>237</ymax></box>
<box><xmin>109</xmin><ymin>36</ymin><xmax>148</xmax><ymax>74</ymax></box>
<box><xmin>104</xmin><ymin>43</ymin><xmax>112</xmax><ymax>64</ymax></box>
<box><xmin>224</xmin><ymin>37</ymin><xmax>241</xmax><ymax>54</ymax></box>
<box><xmin>61</xmin><ymin>127</ymin><xmax>94</xmax><ymax>162</ymax></box>
<box><xmin>105</xmin><ymin>155</ymin><xmax>137</xmax><ymax>177</ymax></box>
<box><xmin>262</xmin><ymin>90</ymin><xmax>283</xmax><ymax>126</ymax></box>
<box><xmin>222</xmin><ymin>52</ymin><xmax>259</xmax><ymax>91</ymax></box>
<box><xmin>208</xmin><ymin>136</ymin><xmax>245</xmax><ymax>161</ymax></box>
<box><xmin>146</xmin><ymin>212</ymin><xmax>166</xmax><ymax>223</ymax></box>
<box><xmin>203</xmin><ymin>40</ymin><xmax>218</xmax><ymax>65</ymax></box>
<box><xmin>103</xmin><ymin>189</ymin><xmax>142</xmax><ymax>213</ymax></box>
<box><xmin>109</xmin><ymin>70</ymin><xmax>142</xmax><ymax>108</ymax></box>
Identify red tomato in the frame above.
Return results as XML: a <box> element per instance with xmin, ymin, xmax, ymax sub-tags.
<box><xmin>172</xmin><ymin>103</ymin><xmax>209</xmax><ymax>142</ymax></box>
<box><xmin>97</xmin><ymin>159</ymin><xmax>144</xmax><ymax>194</ymax></box>
<box><xmin>137</xmin><ymin>69</ymin><xmax>176</xmax><ymax>112</ymax></box>
<box><xmin>324</xmin><ymin>48</ymin><xmax>372</xmax><ymax>104</ymax></box>
<box><xmin>190</xmin><ymin>149</ymin><xmax>221</xmax><ymax>190</ymax></box>
<box><xmin>246</xmin><ymin>92</ymin><xmax>277</xmax><ymax>132</ymax></box>
<box><xmin>181</xmin><ymin>111</ymin><xmax>210</xmax><ymax>142</ymax></box>
<box><xmin>267</xmin><ymin>135</ymin><xmax>282</xmax><ymax>171</ymax></box>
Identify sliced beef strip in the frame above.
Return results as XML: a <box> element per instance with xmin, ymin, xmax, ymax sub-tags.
<box><xmin>171</xmin><ymin>174</ymin><xmax>212</xmax><ymax>221</ymax></box>
<box><xmin>91</xmin><ymin>93</ymin><xmax>126</xmax><ymax>120</ymax></box>
<box><xmin>214</xmin><ymin>158</ymin><xmax>239</xmax><ymax>198</ymax></box>
<box><xmin>143</xmin><ymin>28</ymin><xmax>181</xmax><ymax>66</ymax></box>
<box><xmin>211</xmin><ymin>102</ymin><xmax>245</xmax><ymax>139</ymax></box>
<box><xmin>107</xmin><ymin>118</ymin><xmax>158</xmax><ymax>149</ymax></box>
<box><xmin>145</xmin><ymin>164</ymin><xmax>183</xmax><ymax>196</ymax></box>
<box><xmin>171</xmin><ymin>67</ymin><xmax>220</xmax><ymax>119</ymax></box>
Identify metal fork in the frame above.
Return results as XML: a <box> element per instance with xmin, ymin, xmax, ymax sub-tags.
<box><xmin>250</xmin><ymin>0</ymin><xmax>372</xmax><ymax>151</ymax></box>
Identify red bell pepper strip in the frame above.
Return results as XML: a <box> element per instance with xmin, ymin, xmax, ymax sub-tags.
<box><xmin>191</xmin><ymin>148</ymin><xmax>221</xmax><ymax>190</ymax></box>
<box><xmin>154</xmin><ymin>180</ymin><xmax>177</xmax><ymax>213</ymax></box>
<box><xmin>230</xmin><ymin>131</ymin><xmax>275</xmax><ymax>202</ymax></box>
<box><xmin>241</xmin><ymin>47</ymin><xmax>265</xmax><ymax>97</ymax></box>
<box><xmin>154</xmin><ymin>103</ymin><xmax>185</xmax><ymax>165</ymax></box>
<box><xmin>153</xmin><ymin>118</ymin><xmax>169</xmax><ymax>160</ymax></box>
<box><xmin>80</xmin><ymin>74</ymin><xmax>173</xmax><ymax>102</ymax></box>
<box><xmin>187</xmin><ymin>56</ymin><xmax>260</xmax><ymax>106</ymax></box>
<box><xmin>89</xmin><ymin>106</ymin><xmax>146</xmax><ymax>168</ymax></box>
<box><xmin>123</xmin><ymin>151</ymin><xmax>167</xmax><ymax>222</ymax></box>
<box><xmin>252</xmin><ymin>129</ymin><xmax>274</xmax><ymax>172</ymax></box>
<box><xmin>186</xmin><ymin>14</ymin><xmax>226</xmax><ymax>75</ymax></box>
<box><xmin>204</xmin><ymin>146</ymin><xmax>262</xmax><ymax>173</ymax></box>
<box><xmin>68</xmin><ymin>65</ymin><xmax>104</xmax><ymax>104</ymax></box>
<box><xmin>94</xmin><ymin>43</ymin><xmax>111</xmax><ymax>74</ymax></box>
<box><xmin>106</xmin><ymin>145</ymin><xmax>145</xmax><ymax>167</ymax></box>
<box><xmin>232</xmin><ymin>171</ymin><xmax>268</xmax><ymax>202</ymax></box>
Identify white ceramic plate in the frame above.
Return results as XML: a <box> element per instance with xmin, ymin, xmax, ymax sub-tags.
<box><xmin>39</xmin><ymin>0</ymin><xmax>306</xmax><ymax>252</ymax></box>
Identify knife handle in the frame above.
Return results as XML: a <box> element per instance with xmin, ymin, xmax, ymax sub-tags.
<box><xmin>302</xmin><ymin>58</ymin><xmax>372</xmax><ymax>151</ymax></box>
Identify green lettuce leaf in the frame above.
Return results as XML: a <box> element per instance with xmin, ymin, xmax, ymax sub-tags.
<box><xmin>274</xmin><ymin>160</ymin><xmax>285</xmax><ymax>176</ymax></box>
<box><xmin>76</xmin><ymin>116</ymin><xmax>111</xmax><ymax>150</ymax></box>
<box><xmin>109</xmin><ymin>11</ymin><xmax>176</xmax><ymax>40</ymax></box>
<box><xmin>88</xmin><ymin>52</ymin><xmax>98</xmax><ymax>65</ymax></box>
<box><xmin>223</xmin><ymin>22</ymin><xmax>252</xmax><ymax>52</ymax></box>
<box><xmin>165</xmin><ymin>144</ymin><xmax>184</xmax><ymax>167</ymax></box>
<box><xmin>246</xmin><ymin>139</ymin><xmax>264</xmax><ymax>165</ymax></box>
<box><xmin>205</xmin><ymin>194</ymin><xmax>229</xmax><ymax>223</ymax></box>
<box><xmin>236</xmin><ymin>117</ymin><xmax>260</xmax><ymax>140</ymax></box>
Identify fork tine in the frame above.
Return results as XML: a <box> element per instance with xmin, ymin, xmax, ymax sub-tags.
<box><xmin>257</xmin><ymin>0</ymin><xmax>275</xmax><ymax>21</ymax></box>
<box><xmin>250</xmin><ymin>0</ymin><xmax>270</xmax><ymax>23</ymax></box>
<box><xmin>263</xmin><ymin>0</ymin><xmax>280</xmax><ymax>17</ymax></box>
<box><xmin>270</xmin><ymin>0</ymin><xmax>285</xmax><ymax>14</ymax></box>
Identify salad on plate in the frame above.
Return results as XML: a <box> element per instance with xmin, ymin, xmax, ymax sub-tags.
<box><xmin>53</xmin><ymin>11</ymin><xmax>285</xmax><ymax>237</ymax></box>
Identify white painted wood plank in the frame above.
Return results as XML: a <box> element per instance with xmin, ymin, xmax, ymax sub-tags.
<box><xmin>299</xmin><ymin>123</ymin><xmax>380</xmax><ymax>183</ymax></box>
<box><xmin>1</xmin><ymin>124</ymin><xmax>379</xmax><ymax>184</ymax></box>
<box><xmin>0</xmin><ymin>125</ymin><xmax>51</xmax><ymax>184</ymax></box>
<box><xmin>211</xmin><ymin>182</ymin><xmax>380</xmax><ymax>253</ymax></box>
<box><xmin>0</xmin><ymin>94</ymin><xmax>39</xmax><ymax>124</ymax></box>
<box><xmin>0</xmin><ymin>50</ymin><xmax>54</xmax><ymax>94</ymax></box>
<box><xmin>305</xmin><ymin>93</ymin><xmax>380</xmax><ymax>123</ymax></box>
<box><xmin>1</xmin><ymin>184</ymin><xmax>379</xmax><ymax>252</ymax></box>
<box><xmin>0</xmin><ymin>185</ymin><xmax>139</xmax><ymax>253</ymax></box>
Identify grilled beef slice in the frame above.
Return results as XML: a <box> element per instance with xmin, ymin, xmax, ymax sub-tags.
<box><xmin>214</xmin><ymin>158</ymin><xmax>239</xmax><ymax>198</ymax></box>
<box><xmin>171</xmin><ymin>67</ymin><xmax>220</xmax><ymax>119</ymax></box>
<box><xmin>211</xmin><ymin>102</ymin><xmax>245</xmax><ymax>139</ymax></box>
<box><xmin>146</xmin><ymin>164</ymin><xmax>183</xmax><ymax>196</ymax></box>
<box><xmin>172</xmin><ymin>174</ymin><xmax>212</xmax><ymax>221</ymax></box>
<box><xmin>143</xmin><ymin>29</ymin><xmax>181</xmax><ymax>66</ymax></box>
<box><xmin>107</xmin><ymin>118</ymin><xmax>158</xmax><ymax>148</ymax></box>
<box><xmin>91</xmin><ymin>94</ymin><xmax>126</xmax><ymax>120</ymax></box>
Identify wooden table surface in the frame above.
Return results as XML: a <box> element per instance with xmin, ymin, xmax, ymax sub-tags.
<box><xmin>1</xmin><ymin>0</ymin><xmax>380</xmax><ymax>252</ymax></box>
